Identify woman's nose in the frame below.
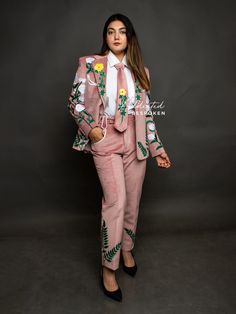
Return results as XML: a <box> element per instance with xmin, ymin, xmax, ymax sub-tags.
<box><xmin>114</xmin><ymin>31</ymin><xmax>120</xmax><ymax>40</ymax></box>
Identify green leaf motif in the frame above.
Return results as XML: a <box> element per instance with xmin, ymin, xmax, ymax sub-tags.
<box><xmin>73</xmin><ymin>133</ymin><xmax>88</xmax><ymax>147</ymax></box>
<box><xmin>79</xmin><ymin>109</ymin><xmax>95</xmax><ymax>126</ymax></box>
<box><xmin>101</xmin><ymin>219</ymin><xmax>122</xmax><ymax>262</ymax></box>
<box><xmin>104</xmin><ymin>242</ymin><xmax>122</xmax><ymax>263</ymax></box>
<box><xmin>67</xmin><ymin>81</ymin><xmax>83</xmax><ymax>113</ymax></box>
<box><xmin>86</xmin><ymin>62</ymin><xmax>94</xmax><ymax>74</ymax></box>
<box><xmin>95</xmin><ymin>69</ymin><xmax>106</xmax><ymax>97</ymax></box>
<box><xmin>124</xmin><ymin>228</ymin><xmax>136</xmax><ymax>244</ymax></box>
<box><xmin>138</xmin><ymin>141</ymin><xmax>148</xmax><ymax>157</ymax></box>
<box><xmin>118</xmin><ymin>94</ymin><xmax>127</xmax><ymax>123</ymax></box>
<box><xmin>145</xmin><ymin>128</ymin><xmax>149</xmax><ymax>147</ymax></box>
<box><xmin>135</xmin><ymin>80</ymin><xmax>142</xmax><ymax>101</ymax></box>
<box><xmin>101</xmin><ymin>220</ymin><xmax>109</xmax><ymax>252</ymax></box>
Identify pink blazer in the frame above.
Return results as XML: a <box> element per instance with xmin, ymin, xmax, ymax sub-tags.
<box><xmin>67</xmin><ymin>54</ymin><xmax>165</xmax><ymax>160</ymax></box>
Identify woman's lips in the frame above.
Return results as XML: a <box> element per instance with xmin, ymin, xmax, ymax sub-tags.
<box><xmin>114</xmin><ymin>43</ymin><xmax>121</xmax><ymax>46</ymax></box>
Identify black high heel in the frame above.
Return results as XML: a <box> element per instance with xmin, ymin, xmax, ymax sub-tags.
<box><xmin>121</xmin><ymin>250</ymin><xmax>137</xmax><ymax>277</ymax></box>
<box><xmin>100</xmin><ymin>267</ymin><xmax>122</xmax><ymax>302</ymax></box>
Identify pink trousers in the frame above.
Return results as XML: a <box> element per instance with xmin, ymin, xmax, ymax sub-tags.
<box><xmin>91</xmin><ymin>114</ymin><xmax>147</xmax><ymax>270</ymax></box>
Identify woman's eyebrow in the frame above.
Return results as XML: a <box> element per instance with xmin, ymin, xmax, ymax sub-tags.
<box><xmin>107</xmin><ymin>27</ymin><xmax>126</xmax><ymax>30</ymax></box>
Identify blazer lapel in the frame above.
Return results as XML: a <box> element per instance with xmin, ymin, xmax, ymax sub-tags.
<box><xmin>92</xmin><ymin>56</ymin><xmax>108</xmax><ymax>108</ymax></box>
<box><xmin>131</xmin><ymin>73</ymin><xmax>149</xmax><ymax>160</ymax></box>
<box><xmin>92</xmin><ymin>55</ymin><xmax>144</xmax><ymax>110</ymax></box>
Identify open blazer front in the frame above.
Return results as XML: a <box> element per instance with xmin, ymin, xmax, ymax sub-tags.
<box><xmin>67</xmin><ymin>54</ymin><xmax>165</xmax><ymax>160</ymax></box>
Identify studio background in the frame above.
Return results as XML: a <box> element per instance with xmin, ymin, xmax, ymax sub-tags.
<box><xmin>1</xmin><ymin>0</ymin><xmax>235</xmax><ymax>235</ymax></box>
<box><xmin>1</xmin><ymin>1</ymin><xmax>236</xmax><ymax>313</ymax></box>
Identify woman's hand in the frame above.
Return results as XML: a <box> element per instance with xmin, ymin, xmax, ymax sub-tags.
<box><xmin>155</xmin><ymin>151</ymin><xmax>171</xmax><ymax>168</ymax></box>
<box><xmin>88</xmin><ymin>127</ymin><xmax>104</xmax><ymax>143</ymax></box>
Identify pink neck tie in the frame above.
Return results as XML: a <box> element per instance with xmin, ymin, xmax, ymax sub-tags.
<box><xmin>114</xmin><ymin>63</ymin><xmax>128</xmax><ymax>132</ymax></box>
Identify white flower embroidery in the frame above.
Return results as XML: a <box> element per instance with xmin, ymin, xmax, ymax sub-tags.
<box><xmin>73</xmin><ymin>76</ymin><xmax>86</xmax><ymax>102</ymax></box>
<box><xmin>86</xmin><ymin>57</ymin><xmax>95</xmax><ymax>63</ymax></box>
<box><xmin>78</xmin><ymin>81</ymin><xmax>85</xmax><ymax>94</ymax></box>
<box><xmin>148</xmin><ymin>133</ymin><xmax>155</xmax><ymax>141</ymax></box>
<box><xmin>75</xmin><ymin>104</ymin><xmax>85</xmax><ymax>112</ymax></box>
<box><xmin>148</xmin><ymin>122</ymin><xmax>155</xmax><ymax>131</ymax></box>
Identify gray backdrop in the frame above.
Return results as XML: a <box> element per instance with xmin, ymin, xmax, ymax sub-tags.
<box><xmin>1</xmin><ymin>0</ymin><xmax>235</xmax><ymax>236</ymax></box>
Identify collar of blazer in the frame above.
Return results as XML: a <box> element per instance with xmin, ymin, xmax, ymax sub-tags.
<box><xmin>91</xmin><ymin>55</ymin><xmax>146</xmax><ymax>115</ymax></box>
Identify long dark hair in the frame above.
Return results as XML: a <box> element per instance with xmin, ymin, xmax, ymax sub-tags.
<box><xmin>94</xmin><ymin>13</ymin><xmax>150</xmax><ymax>91</ymax></box>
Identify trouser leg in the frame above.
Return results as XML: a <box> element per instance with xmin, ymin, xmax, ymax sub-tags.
<box><xmin>91</xmin><ymin>115</ymin><xmax>146</xmax><ymax>269</ymax></box>
<box><xmin>121</xmin><ymin>119</ymin><xmax>147</xmax><ymax>251</ymax></box>
<box><xmin>92</xmin><ymin>152</ymin><xmax>126</xmax><ymax>271</ymax></box>
<box><xmin>121</xmin><ymin>150</ymin><xmax>146</xmax><ymax>251</ymax></box>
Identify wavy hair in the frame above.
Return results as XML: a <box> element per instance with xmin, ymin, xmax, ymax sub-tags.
<box><xmin>94</xmin><ymin>13</ymin><xmax>150</xmax><ymax>91</ymax></box>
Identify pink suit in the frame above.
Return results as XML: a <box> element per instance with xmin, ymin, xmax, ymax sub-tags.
<box><xmin>67</xmin><ymin>53</ymin><xmax>166</xmax><ymax>270</ymax></box>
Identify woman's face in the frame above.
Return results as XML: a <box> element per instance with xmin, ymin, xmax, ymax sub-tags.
<box><xmin>106</xmin><ymin>20</ymin><xmax>128</xmax><ymax>55</ymax></box>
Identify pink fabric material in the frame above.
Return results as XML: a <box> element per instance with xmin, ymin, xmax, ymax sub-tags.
<box><xmin>114</xmin><ymin>63</ymin><xmax>129</xmax><ymax>132</ymax></box>
<box><xmin>67</xmin><ymin>54</ymin><xmax>166</xmax><ymax>160</ymax></box>
<box><xmin>91</xmin><ymin>114</ymin><xmax>146</xmax><ymax>270</ymax></box>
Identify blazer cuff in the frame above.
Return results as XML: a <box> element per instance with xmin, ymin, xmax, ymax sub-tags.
<box><xmin>74</xmin><ymin>108</ymin><xmax>99</xmax><ymax>138</ymax></box>
<box><xmin>150</xmin><ymin>146</ymin><xmax>166</xmax><ymax>158</ymax></box>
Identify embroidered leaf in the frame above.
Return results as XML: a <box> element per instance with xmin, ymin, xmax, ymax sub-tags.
<box><xmin>86</xmin><ymin>62</ymin><xmax>94</xmax><ymax>74</ymax></box>
<box><xmin>103</xmin><ymin>242</ymin><xmax>122</xmax><ymax>263</ymax></box>
<box><xmin>145</xmin><ymin>126</ymin><xmax>149</xmax><ymax>146</ymax></box>
<box><xmin>137</xmin><ymin>141</ymin><xmax>148</xmax><ymax>157</ymax></box>
<box><xmin>67</xmin><ymin>81</ymin><xmax>83</xmax><ymax>115</ymax></box>
<box><xmin>117</xmin><ymin>94</ymin><xmax>127</xmax><ymax>123</ymax></box>
<box><xmin>73</xmin><ymin>133</ymin><xmax>88</xmax><ymax>147</ymax></box>
<box><xmin>80</xmin><ymin>109</ymin><xmax>95</xmax><ymax>125</ymax></box>
<box><xmin>124</xmin><ymin>228</ymin><xmax>136</xmax><ymax>244</ymax></box>
<box><xmin>135</xmin><ymin>80</ymin><xmax>142</xmax><ymax>101</ymax></box>
<box><xmin>101</xmin><ymin>220</ymin><xmax>109</xmax><ymax>251</ymax></box>
<box><xmin>156</xmin><ymin>144</ymin><xmax>164</xmax><ymax>150</ymax></box>
<box><xmin>95</xmin><ymin>69</ymin><xmax>106</xmax><ymax>97</ymax></box>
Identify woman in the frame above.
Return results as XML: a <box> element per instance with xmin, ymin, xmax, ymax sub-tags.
<box><xmin>67</xmin><ymin>13</ymin><xmax>171</xmax><ymax>302</ymax></box>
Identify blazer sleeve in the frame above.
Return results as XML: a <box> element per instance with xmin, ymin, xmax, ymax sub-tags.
<box><xmin>67</xmin><ymin>57</ymin><xmax>99</xmax><ymax>138</ymax></box>
<box><xmin>145</xmin><ymin>67</ymin><xmax>166</xmax><ymax>157</ymax></box>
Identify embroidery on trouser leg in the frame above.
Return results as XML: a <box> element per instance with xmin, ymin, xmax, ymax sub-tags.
<box><xmin>124</xmin><ymin>228</ymin><xmax>136</xmax><ymax>244</ymax></box>
<box><xmin>101</xmin><ymin>219</ymin><xmax>122</xmax><ymax>263</ymax></box>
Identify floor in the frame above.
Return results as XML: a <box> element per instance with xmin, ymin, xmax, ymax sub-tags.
<box><xmin>0</xmin><ymin>228</ymin><xmax>236</xmax><ymax>314</ymax></box>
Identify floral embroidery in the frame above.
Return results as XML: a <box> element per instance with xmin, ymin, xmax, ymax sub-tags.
<box><xmin>86</xmin><ymin>57</ymin><xmax>95</xmax><ymax>64</ymax></box>
<box><xmin>148</xmin><ymin>133</ymin><xmax>155</xmax><ymax>141</ymax></box>
<box><xmin>101</xmin><ymin>219</ymin><xmax>121</xmax><ymax>263</ymax></box>
<box><xmin>117</xmin><ymin>88</ymin><xmax>127</xmax><ymax>123</ymax></box>
<box><xmin>119</xmin><ymin>88</ymin><xmax>126</xmax><ymax>96</ymax></box>
<box><xmin>94</xmin><ymin>63</ymin><xmax>104</xmax><ymax>72</ymax></box>
<box><xmin>68</xmin><ymin>81</ymin><xmax>83</xmax><ymax>112</ymax></box>
<box><xmin>94</xmin><ymin>63</ymin><xmax>106</xmax><ymax>96</ymax></box>
<box><xmin>68</xmin><ymin>80</ymin><xmax>95</xmax><ymax>128</ymax></box>
<box><xmin>75</xmin><ymin>104</ymin><xmax>85</xmax><ymax>113</ymax></box>
<box><xmin>146</xmin><ymin>119</ymin><xmax>163</xmax><ymax>150</ymax></box>
<box><xmin>73</xmin><ymin>133</ymin><xmax>88</xmax><ymax>149</ymax></box>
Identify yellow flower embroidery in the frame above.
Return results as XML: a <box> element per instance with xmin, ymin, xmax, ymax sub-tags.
<box><xmin>119</xmin><ymin>88</ymin><xmax>127</xmax><ymax>96</ymax></box>
<box><xmin>94</xmin><ymin>63</ymin><xmax>104</xmax><ymax>72</ymax></box>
